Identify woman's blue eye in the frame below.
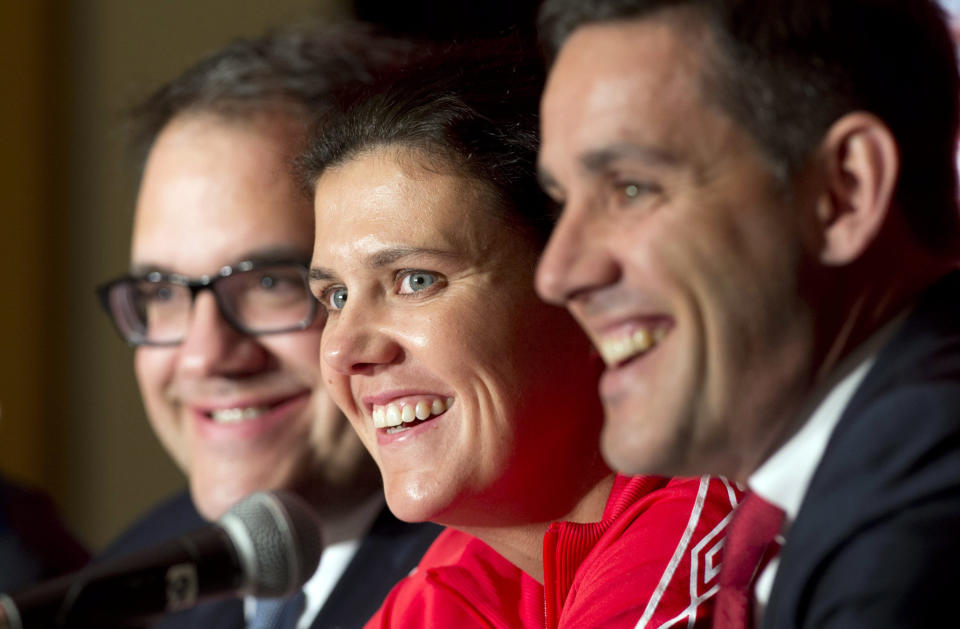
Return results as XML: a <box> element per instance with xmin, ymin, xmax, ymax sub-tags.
<box><xmin>399</xmin><ymin>271</ymin><xmax>438</xmax><ymax>294</ymax></box>
<box><xmin>327</xmin><ymin>287</ymin><xmax>348</xmax><ymax>310</ymax></box>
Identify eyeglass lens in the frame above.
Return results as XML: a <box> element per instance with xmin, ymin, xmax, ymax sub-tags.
<box><xmin>108</xmin><ymin>265</ymin><xmax>314</xmax><ymax>345</ymax></box>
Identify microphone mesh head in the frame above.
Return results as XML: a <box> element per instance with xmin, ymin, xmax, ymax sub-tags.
<box><xmin>218</xmin><ymin>490</ymin><xmax>324</xmax><ymax>597</ymax></box>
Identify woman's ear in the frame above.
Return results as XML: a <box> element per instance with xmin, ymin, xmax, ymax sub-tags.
<box><xmin>812</xmin><ymin>112</ymin><xmax>900</xmax><ymax>266</ymax></box>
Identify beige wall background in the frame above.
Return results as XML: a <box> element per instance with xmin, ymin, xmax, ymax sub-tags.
<box><xmin>1</xmin><ymin>0</ymin><xmax>350</xmax><ymax>552</ymax></box>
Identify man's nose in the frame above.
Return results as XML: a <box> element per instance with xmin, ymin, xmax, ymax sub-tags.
<box><xmin>536</xmin><ymin>202</ymin><xmax>620</xmax><ymax>306</ymax></box>
<box><xmin>177</xmin><ymin>292</ymin><xmax>269</xmax><ymax>378</ymax></box>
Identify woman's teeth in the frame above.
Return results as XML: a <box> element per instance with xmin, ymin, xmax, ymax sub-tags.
<box><xmin>209</xmin><ymin>406</ymin><xmax>268</xmax><ymax>423</ymax></box>
<box><xmin>372</xmin><ymin>397</ymin><xmax>454</xmax><ymax>429</ymax></box>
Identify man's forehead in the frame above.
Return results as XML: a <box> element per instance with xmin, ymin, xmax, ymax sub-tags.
<box><xmin>547</xmin><ymin>16</ymin><xmax>709</xmax><ymax>95</ymax></box>
<box><xmin>541</xmin><ymin>19</ymin><xmax>711</xmax><ymax>168</ymax></box>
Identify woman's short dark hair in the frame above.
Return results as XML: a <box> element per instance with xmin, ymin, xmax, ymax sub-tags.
<box><xmin>298</xmin><ymin>36</ymin><xmax>553</xmax><ymax>245</ymax></box>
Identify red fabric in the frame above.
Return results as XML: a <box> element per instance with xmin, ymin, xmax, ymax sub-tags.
<box><xmin>366</xmin><ymin>475</ymin><xmax>741</xmax><ymax>629</ymax></box>
<box><xmin>366</xmin><ymin>528</ymin><xmax>545</xmax><ymax>628</ymax></box>
<box><xmin>714</xmin><ymin>493</ymin><xmax>785</xmax><ymax>629</ymax></box>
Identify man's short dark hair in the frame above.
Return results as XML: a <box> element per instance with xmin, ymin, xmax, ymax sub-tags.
<box><xmin>539</xmin><ymin>0</ymin><xmax>960</xmax><ymax>255</ymax></box>
<box><xmin>298</xmin><ymin>36</ymin><xmax>553</xmax><ymax>244</ymax></box>
<box><xmin>130</xmin><ymin>22</ymin><xmax>422</xmax><ymax>167</ymax></box>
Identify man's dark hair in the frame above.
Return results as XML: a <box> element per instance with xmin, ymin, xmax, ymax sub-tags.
<box><xmin>130</xmin><ymin>22</ymin><xmax>423</xmax><ymax>167</ymax></box>
<box><xmin>298</xmin><ymin>36</ymin><xmax>553</xmax><ymax>244</ymax></box>
<box><xmin>539</xmin><ymin>0</ymin><xmax>960</xmax><ymax>255</ymax></box>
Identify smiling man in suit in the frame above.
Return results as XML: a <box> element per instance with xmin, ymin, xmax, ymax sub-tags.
<box><xmin>534</xmin><ymin>1</ymin><xmax>960</xmax><ymax>627</ymax></box>
<box><xmin>96</xmin><ymin>24</ymin><xmax>440</xmax><ymax>629</ymax></box>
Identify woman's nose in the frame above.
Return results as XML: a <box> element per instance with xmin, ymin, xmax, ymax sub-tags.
<box><xmin>321</xmin><ymin>306</ymin><xmax>401</xmax><ymax>375</ymax></box>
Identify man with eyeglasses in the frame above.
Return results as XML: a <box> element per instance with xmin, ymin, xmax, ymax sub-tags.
<box><xmin>95</xmin><ymin>24</ymin><xmax>440</xmax><ymax>629</ymax></box>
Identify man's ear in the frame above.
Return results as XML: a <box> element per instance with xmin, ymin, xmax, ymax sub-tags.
<box><xmin>812</xmin><ymin>112</ymin><xmax>899</xmax><ymax>265</ymax></box>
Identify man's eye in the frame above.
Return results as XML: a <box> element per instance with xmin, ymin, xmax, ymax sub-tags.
<box><xmin>616</xmin><ymin>180</ymin><xmax>660</xmax><ymax>204</ymax></box>
<box><xmin>398</xmin><ymin>271</ymin><xmax>439</xmax><ymax>294</ymax></box>
<box><xmin>140</xmin><ymin>282</ymin><xmax>177</xmax><ymax>302</ymax></box>
<box><xmin>252</xmin><ymin>272</ymin><xmax>302</xmax><ymax>293</ymax></box>
<box><xmin>325</xmin><ymin>287</ymin><xmax>348</xmax><ymax>310</ymax></box>
<box><xmin>258</xmin><ymin>274</ymin><xmax>288</xmax><ymax>290</ymax></box>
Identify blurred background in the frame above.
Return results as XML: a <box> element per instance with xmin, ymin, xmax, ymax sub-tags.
<box><xmin>0</xmin><ymin>0</ymin><xmax>538</xmax><ymax>554</ymax></box>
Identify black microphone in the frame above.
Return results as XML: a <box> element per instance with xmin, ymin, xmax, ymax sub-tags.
<box><xmin>0</xmin><ymin>490</ymin><xmax>323</xmax><ymax>629</ymax></box>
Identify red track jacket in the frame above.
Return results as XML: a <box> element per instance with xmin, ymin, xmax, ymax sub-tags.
<box><xmin>367</xmin><ymin>475</ymin><xmax>741</xmax><ymax>628</ymax></box>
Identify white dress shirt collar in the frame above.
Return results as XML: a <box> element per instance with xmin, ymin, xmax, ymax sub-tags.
<box><xmin>749</xmin><ymin>312</ymin><xmax>905</xmax><ymax>608</ymax></box>
<box><xmin>245</xmin><ymin>491</ymin><xmax>385</xmax><ymax>629</ymax></box>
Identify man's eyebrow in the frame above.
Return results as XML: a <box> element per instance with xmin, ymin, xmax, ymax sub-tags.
<box><xmin>309</xmin><ymin>245</ymin><xmax>456</xmax><ymax>283</ymax></box>
<box><xmin>129</xmin><ymin>263</ymin><xmax>173</xmax><ymax>277</ymax></box>
<box><xmin>238</xmin><ymin>246</ymin><xmax>312</xmax><ymax>265</ymax></box>
<box><xmin>579</xmin><ymin>143</ymin><xmax>682</xmax><ymax>173</ymax></box>
<box><xmin>131</xmin><ymin>246</ymin><xmax>311</xmax><ymax>277</ymax></box>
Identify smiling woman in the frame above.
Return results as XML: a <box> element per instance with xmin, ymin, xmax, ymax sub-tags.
<box><xmin>300</xmin><ymin>38</ymin><xmax>740</xmax><ymax>629</ymax></box>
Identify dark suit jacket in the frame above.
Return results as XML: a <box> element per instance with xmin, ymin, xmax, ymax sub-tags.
<box><xmin>763</xmin><ymin>272</ymin><xmax>960</xmax><ymax>628</ymax></box>
<box><xmin>0</xmin><ymin>477</ymin><xmax>89</xmax><ymax>592</ymax></box>
<box><xmin>98</xmin><ymin>491</ymin><xmax>442</xmax><ymax>628</ymax></box>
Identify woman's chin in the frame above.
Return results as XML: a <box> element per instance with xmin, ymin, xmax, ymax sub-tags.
<box><xmin>383</xmin><ymin>482</ymin><xmax>452</xmax><ymax>524</ymax></box>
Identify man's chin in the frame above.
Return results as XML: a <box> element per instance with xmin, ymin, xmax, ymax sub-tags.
<box><xmin>600</xmin><ymin>430</ymin><xmax>650</xmax><ymax>477</ymax></box>
<box><xmin>190</xmin><ymin>479</ymin><xmax>281</xmax><ymax>521</ymax></box>
<box><xmin>599</xmin><ymin>408</ymin><xmax>684</xmax><ymax>477</ymax></box>
<box><xmin>191</xmin><ymin>492</ymin><xmax>230</xmax><ymax>521</ymax></box>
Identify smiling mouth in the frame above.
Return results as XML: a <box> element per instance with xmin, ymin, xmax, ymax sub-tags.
<box><xmin>202</xmin><ymin>396</ymin><xmax>296</xmax><ymax>424</ymax></box>
<box><xmin>596</xmin><ymin>322</ymin><xmax>670</xmax><ymax>367</ymax></box>
<box><xmin>371</xmin><ymin>397</ymin><xmax>453</xmax><ymax>433</ymax></box>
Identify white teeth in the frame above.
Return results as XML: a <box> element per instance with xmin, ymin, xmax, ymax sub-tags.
<box><xmin>371</xmin><ymin>397</ymin><xmax>450</xmax><ymax>430</ymax></box>
<box><xmin>632</xmin><ymin>329</ymin><xmax>652</xmax><ymax>351</ymax></box>
<box><xmin>597</xmin><ymin>324</ymin><xmax>668</xmax><ymax>366</ymax></box>
<box><xmin>209</xmin><ymin>406</ymin><xmax>268</xmax><ymax>423</ymax></box>
<box><xmin>599</xmin><ymin>338</ymin><xmax>633</xmax><ymax>365</ymax></box>
<box><xmin>415</xmin><ymin>401</ymin><xmax>430</xmax><ymax>420</ymax></box>
<box><xmin>386</xmin><ymin>405</ymin><xmax>401</xmax><ymax>427</ymax></box>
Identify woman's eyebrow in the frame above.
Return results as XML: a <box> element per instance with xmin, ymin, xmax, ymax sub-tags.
<box><xmin>309</xmin><ymin>246</ymin><xmax>456</xmax><ymax>282</ymax></box>
<box><xmin>367</xmin><ymin>245</ymin><xmax>454</xmax><ymax>268</ymax></box>
<box><xmin>309</xmin><ymin>266</ymin><xmax>337</xmax><ymax>282</ymax></box>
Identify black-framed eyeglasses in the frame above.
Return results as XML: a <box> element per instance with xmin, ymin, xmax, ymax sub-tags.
<box><xmin>96</xmin><ymin>260</ymin><xmax>318</xmax><ymax>346</ymax></box>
